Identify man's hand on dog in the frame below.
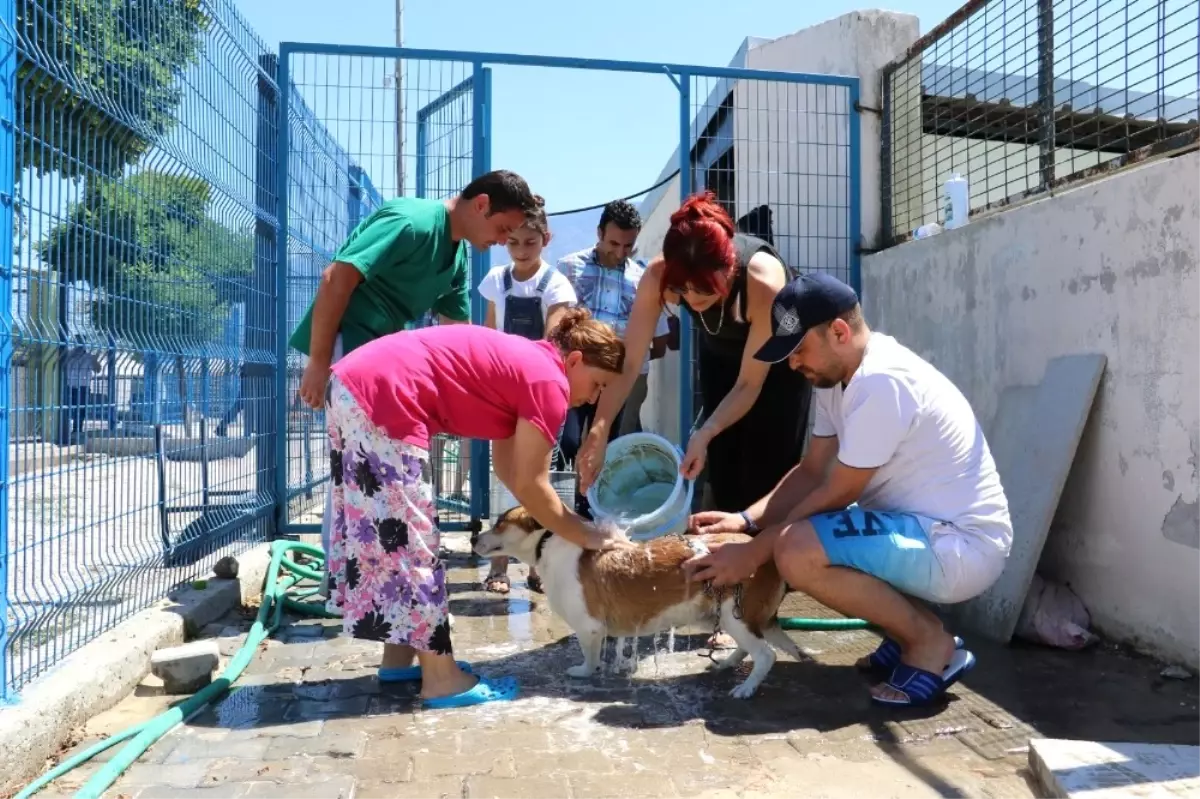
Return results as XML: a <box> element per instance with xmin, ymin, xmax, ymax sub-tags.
<box><xmin>683</xmin><ymin>540</ymin><xmax>759</xmax><ymax>587</ymax></box>
<box><xmin>687</xmin><ymin>511</ymin><xmax>748</xmax><ymax>535</ymax></box>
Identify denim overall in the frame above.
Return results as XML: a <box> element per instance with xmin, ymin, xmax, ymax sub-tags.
<box><xmin>503</xmin><ymin>267</ymin><xmax>568</xmax><ymax>472</ymax></box>
<box><xmin>502</xmin><ymin>266</ymin><xmax>555</xmax><ymax>339</ymax></box>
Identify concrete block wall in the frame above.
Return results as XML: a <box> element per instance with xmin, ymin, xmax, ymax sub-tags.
<box><xmin>862</xmin><ymin>152</ymin><xmax>1200</xmax><ymax>666</ymax></box>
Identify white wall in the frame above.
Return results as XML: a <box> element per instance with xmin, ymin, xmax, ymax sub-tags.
<box><xmin>863</xmin><ymin>152</ymin><xmax>1200</xmax><ymax>666</ymax></box>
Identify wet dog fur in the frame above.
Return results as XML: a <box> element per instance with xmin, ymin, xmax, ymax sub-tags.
<box><xmin>472</xmin><ymin>506</ymin><xmax>805</xmax><ymax>698</ymax></box>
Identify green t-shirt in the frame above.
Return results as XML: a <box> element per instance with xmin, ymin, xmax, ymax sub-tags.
<box><xmin>288</xmin><ymin>197</ymin><xmax>471</xmax><ymax>355</ymax></box>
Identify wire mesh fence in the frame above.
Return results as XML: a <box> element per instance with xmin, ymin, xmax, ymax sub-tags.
<box><xmin>882</xmin><ymin>0</ymin><xmax>1200</xmax><ymax>243</ymax></box>
<box><xmin>0</xmin><ymin>0</ymin><xmax>361</xmax><ymax>700</ymax></box>
<box><xmin>277</xmin><ymin>48</ymin><xmax>861</xmax><ymax>537</ymax></box>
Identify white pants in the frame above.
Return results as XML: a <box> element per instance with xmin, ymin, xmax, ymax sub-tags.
<box><xmin>319</xmin><ymin>335</ymin><xmax>345</xmax><ymax>559</ymax></box>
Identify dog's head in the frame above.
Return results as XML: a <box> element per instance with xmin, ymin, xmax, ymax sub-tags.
<box><xmin>472</xmin><ymin>506</ymin><xmax>547</xmax><ymax>560</ymax></box>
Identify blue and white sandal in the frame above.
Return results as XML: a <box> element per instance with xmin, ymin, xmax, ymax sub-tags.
<box><xmin>422</xmin><ymin>676</ymin><xmax>520</xmax><ymax>709</ymax></box>
<box><xmin>870</xmin><ymin>649</ymin><xmax>976</xmax><ymax>707</ymax></box>
<box><xmin>859</xmin><ymin>636</ymin><xmax>964</xmax><ymax>679</ymax></box>
<box><xmin>379</xmin><ymin>661</ymin><xmax>473</xmax><ymax>683</ymax></box>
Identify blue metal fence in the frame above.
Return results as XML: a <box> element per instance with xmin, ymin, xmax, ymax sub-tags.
<box><xmin>277</xmin><ymin>71</ymin><xmax>386</xmax><ymax>530</ymax></box>
<box><xmin>0</xmin><ymin>0</ymin><xmax>383</xmax><ymax>701</ymax></box>
<box><xmin>0</xmin><ymin>0</ymin><xmax>15</xmax><ymax>709</ymax></box>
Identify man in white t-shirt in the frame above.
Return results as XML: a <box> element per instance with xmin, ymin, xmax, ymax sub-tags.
<box><xmin>685</xmin><ymin>273</ymin><xmax>1012</xmax><ymax>708</ymax></box>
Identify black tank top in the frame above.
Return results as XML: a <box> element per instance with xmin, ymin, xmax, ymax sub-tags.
<box><xmin>681</xmin><ymin>234</ymin><xmax>794</xmax><ymax>360</ymax></box>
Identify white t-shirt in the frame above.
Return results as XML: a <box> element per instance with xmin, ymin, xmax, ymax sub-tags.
<box><xmin>812</xmin><ymin>333</ymin><xmax>1013</xmax><ymax>558</ymax></box>
<box><xmin>477</xmin><ymin>261</ymin><xmax>576</xmax><ymax>332</ymax></box>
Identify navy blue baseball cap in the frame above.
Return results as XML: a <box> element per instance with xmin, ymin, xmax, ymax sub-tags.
<box><xmin>753</xmin><ymin>273</ymin><xmax>860</xmax><ymax>363</ymax></box>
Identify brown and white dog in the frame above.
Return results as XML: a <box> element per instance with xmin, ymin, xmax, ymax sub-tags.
<box><xmin>473</xmin><ymin>506</ymin><xmax>805</xmax><ymax>698</ymax></box>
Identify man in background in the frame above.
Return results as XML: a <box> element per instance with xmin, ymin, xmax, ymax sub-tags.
<box><xmin>60</xmin><ymin>337</ymin><xmax>101</xmax><ymax>445</ymax></box>
<box><xmin>556</xmin><ymin>200</ymin><xmax>670</xmax><ymax>514</ymax></box>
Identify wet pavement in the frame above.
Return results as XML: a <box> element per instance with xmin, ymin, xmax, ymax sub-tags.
<box><xmin>45</xmin><ymin>534</ymin><xmax>1199</xmax><ymax>799</ymax></box>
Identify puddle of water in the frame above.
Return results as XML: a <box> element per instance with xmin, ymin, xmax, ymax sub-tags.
<box><xmin>213</xmin><ymin>686</ymin><xmax>268</xmax><ymax>729</ymax></box>
<box><xmin>503</xmin><ymin>597</ymin><xmax>533</xmax><ymax>647</ymax></box>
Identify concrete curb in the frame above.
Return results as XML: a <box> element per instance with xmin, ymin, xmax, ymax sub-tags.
<box><xmin>0</xmin><ymin>543</ymin><xmax>272</xmax><ymax>797</ymax></box>
<box><xmin>1029</xmin><ymin>738</ymin><xmax>1200</xmax><ymax>798</ymax></box>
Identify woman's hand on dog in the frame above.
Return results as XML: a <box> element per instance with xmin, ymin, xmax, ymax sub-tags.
<box><xmin>683</xmin><ymin>540</ymin><xmax>758</xmax><ymax>587</ymax></box>
<box><xmin>586</xmin><ymin>523</ymin><xmax>635</xmax><ymax>552</ymax></box>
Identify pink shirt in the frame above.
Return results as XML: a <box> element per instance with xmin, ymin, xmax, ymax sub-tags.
<box><xmin>332</xmin><ymin>324</ymin><xmax>570</xmax><ymax>450</ymax></box>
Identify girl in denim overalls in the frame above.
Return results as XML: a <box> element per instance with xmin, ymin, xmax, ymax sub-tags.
<box><xmin>477</xmin><ymin>208</ymin><xmax>576</xmax><ymax>593</ymax></box>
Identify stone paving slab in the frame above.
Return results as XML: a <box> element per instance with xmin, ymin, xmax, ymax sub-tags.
<box><xmin>35</xmin><ymin>537</ymin><xmax>1200</xmax><ymax>799</ymax></box>
<box><xmin>1029</xmin><ymin>739</ymin><xmax>1200</xmax><ymax>798</ymax></box>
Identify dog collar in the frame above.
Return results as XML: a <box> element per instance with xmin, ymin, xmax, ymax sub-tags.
<box><xmin>534</xmin><ymin>531</ymin><xmax>553</xmax><ymax>562</ymax></box>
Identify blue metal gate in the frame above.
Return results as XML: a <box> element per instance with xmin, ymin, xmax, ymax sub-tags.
<box><xmin>274</xmin><ymin>43</ymin><xmax>859</xmax><ymax>538</ymax></box>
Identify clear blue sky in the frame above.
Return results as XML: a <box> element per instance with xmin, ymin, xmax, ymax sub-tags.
<box><xmin>237</xmin><ymin>0</ymin><xmax>962</xmax><ymax>214</ymax></box>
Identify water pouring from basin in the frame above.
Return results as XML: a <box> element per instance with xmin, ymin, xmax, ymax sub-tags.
<box><xmin>586</xmin><ymin>432</ymin><xmax>695</xmax><ymax>541</ymax></box>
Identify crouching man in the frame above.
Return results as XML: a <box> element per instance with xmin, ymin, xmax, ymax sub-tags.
<box><xmin>685</xmin><ymin>273</ymin><xmax>1011</xmax><ymax>707</ymax></box>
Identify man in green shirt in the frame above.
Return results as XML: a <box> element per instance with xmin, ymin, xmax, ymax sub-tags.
<box><xmin>293</xmin><ymin>169</ymin><xmax>544</xmax><ymax>408</ymax></box>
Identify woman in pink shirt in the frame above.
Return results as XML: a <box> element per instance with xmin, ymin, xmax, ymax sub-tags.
<box><xmin>324</xmin><ymin>308</ymin><xmax>628</xmax><ymax>708</ymax></box>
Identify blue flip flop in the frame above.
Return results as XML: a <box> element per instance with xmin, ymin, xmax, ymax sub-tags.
<box><xmin>859</xmin><ymin>636</ymin><xmax>965</xmax><ymax>678</ymax></box>
<box><xmin>871</xmin><ymin>649</ymin><xmax>977</xmax><ymax>707</ymax></box>
<box><xmin>378</xmin><ymin>661</ymin><xmax>473</xmax><ymax>683</ymax></box>
<box><xmin>422</xmin><ymin>675</ymin><xmax>520</xmax><ymax>709</ymax></box>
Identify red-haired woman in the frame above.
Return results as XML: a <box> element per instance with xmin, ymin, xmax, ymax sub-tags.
<box><xmin>577</xmin><ymin>192</ymin><xmax>812</xmax><ymax>518</ymax></box>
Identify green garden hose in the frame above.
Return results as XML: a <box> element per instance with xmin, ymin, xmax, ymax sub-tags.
<box><xmin>17</xmin><ymin>540</ymin><xmax>325</xmax><ymax>799</ymax></box>
<box><xmin>779</xmin><ymin>617</ymin><xmax>872</xmax><ymax>631</ymax></box>
<box><xmin>17</xmin><ymin>540</ymin><xmax>872</xmax><ymax>797</ymax></box>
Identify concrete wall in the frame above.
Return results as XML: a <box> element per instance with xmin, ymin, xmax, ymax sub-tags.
<box><xmin>863</xmin><ymin>152</ymin><xmax>1200</xmax><ymax>665</ymax></box>
<box><xmin>635</xmin><ymin>10</ymin><xmax>920</xmax><ymax>445</ymax></box>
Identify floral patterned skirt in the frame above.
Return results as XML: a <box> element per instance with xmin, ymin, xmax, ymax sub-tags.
<box><xmin>324</xmin><ymin>378</ymin><xmax>451</xmax><ymax>654</ymax></box>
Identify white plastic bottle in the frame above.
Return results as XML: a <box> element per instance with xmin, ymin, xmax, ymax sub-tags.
<box><xmin>943</xmin><ymin>173</ymin><xmax>969</xmax><ymax>230</ymax></box>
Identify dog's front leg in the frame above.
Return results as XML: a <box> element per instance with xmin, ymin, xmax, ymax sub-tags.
<box><xmin>567</xmin><ymin>626</ymin><xmax>605</xmax><ymax>678</ymax></box>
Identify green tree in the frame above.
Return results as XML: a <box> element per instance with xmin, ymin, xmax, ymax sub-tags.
<box><xmin>15</xmin><ymin>0</ymin><xmax>209</xmax><ymax>180</ymax></box>
<box><xmin>38</xmin><ymin>171</ymin><xmax>254</xmax><ymax>436</ymax></box>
